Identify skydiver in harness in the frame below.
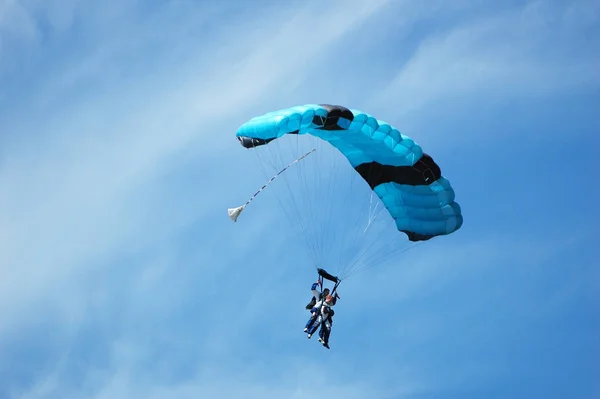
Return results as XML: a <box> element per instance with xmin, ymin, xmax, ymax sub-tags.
<box><xmin>304</xmin><ymin>280</ymin><xmax>328</xmax><ymax>311</ymax></box>
<box><xmin>317</xmin><ymin>298</ymin><xmax>335</xmax><ymax>349</ymax></box>
<box><xmin>303</xmin><ymin>287</ymin><xmax>332</xmax><ymax>334</ymax></box>
<box><xmin>304</xmin><ymin>269</ymin><xmax>337</xmax><ymax>331</ymax></box>
<box><xmin>304</xmin><ymin>268</ymin><xmax>340</xmax><ymax>349</ymax></box>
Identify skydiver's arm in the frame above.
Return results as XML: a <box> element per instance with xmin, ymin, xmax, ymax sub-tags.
<box><xmin>311</xmin><ymin>282</ymin><xmax>320</xmax><ymax>298</ymax></box>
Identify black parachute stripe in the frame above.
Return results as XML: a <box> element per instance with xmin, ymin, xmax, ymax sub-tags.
<box><xmin>238</xmin><ymin>104</ymin><xmax>355</xmax><ymax>148</ymax></box>
<box><xmin>238</xmin><ymin>136</ymin><xmax>274</xmax><ymax>148</ymax></box>
<box><xmin>238</xmin><ymin>130</ymin><xmax>299</xmax><ymax>148</ymax></box>
<box><xmin>354</xmin><ymin>154</ymin><xmax>442</xmax><ymax>189</ymax></box>
<box><xmin>402</xmin><ymin>231</ymin><xmax>436</xmax><ymax>241</ymax></box>
<box><xmin>313</xmin><ymin>104</ymin><xmax>355</xmax><ymax>131</ymax></box>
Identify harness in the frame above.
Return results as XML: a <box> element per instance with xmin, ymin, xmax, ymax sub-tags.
<box><xmin>305</xmin><ymin>268</ymin><xmax>340</xmax><ymax>309</ymax></box>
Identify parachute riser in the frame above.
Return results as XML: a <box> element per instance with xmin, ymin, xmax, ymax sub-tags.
<box><xmin>316</xmin><ymin>267</ymin><xmax>341</xmax><ymax>298</ymax></box>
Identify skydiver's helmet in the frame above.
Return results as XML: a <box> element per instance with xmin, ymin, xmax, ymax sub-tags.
<box><xmin>322</xmin><ymin>288</ymin><xmax>330</xmax><ymax>296</ymax></box>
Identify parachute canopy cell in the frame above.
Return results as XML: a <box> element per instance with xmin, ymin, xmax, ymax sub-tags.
<box><xmin>236</xmin><ymin>104</ymin><xmax>463</xmax><ymax>242</ymax></box>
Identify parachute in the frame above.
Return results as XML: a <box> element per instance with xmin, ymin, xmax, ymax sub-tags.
<box><xmin>229</xmin><ymin>104</ymin><xmax>463</xmax><ymax>280</ymax></box>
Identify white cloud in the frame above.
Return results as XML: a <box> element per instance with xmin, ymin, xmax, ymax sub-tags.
<box><xmin>375</xmin><ymin>1</ymin><xmax>600</xmax><ymax>116</ymax></box>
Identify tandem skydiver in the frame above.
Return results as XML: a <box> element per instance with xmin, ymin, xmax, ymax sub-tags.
<box><xmin>303</xmin><ymin>268</ymin><xmax>340</xmax><ymax>349</ymax></box>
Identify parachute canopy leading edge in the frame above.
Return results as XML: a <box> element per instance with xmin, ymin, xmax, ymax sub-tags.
<box><xmin>235</xmin><ymin>104</ymin><xmax>463</xmax><ymax>242</ymax></box>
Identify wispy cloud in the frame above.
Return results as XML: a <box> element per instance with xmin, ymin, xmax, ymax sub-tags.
<box><xmin>373</xmin><ymin>1</ymin><xmax>600</xmax><ymax>122</ymax></box>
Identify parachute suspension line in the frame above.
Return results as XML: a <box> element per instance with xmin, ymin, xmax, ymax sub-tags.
<box><xmin>299</xmin><ymin>136</ymin><xmax>377</xmax><ymax>277</ymax></box>
<box><xmin>274</xmin><ymin>135</ymin><xmax>355</xmax><ymax>271</ymax></box>
<box><xmin>351</xmin><ymin>209</ymin><xmax>430</xmax><ymax>277</ymax></box>
<box><xmin>364</xmin><ymin>192</ymin><xmax>380</xmax><ymax>233</ymax></box>
<box><xmin>345</xmin><ymin>241</ymin><xmax>424</xmax><ymax>280</ymax></box>
<box><xmin>325</xmin><ymin>146</ymin><xmax>350</xmax><ymax>271</ymax></box>
<box><xmin>337</xmin><ymin>162</ymin><xmax>382</xmax><ymax>279</ymax></box>
<box><xmin>338</xmin><ymin>217</ymin><xmax>393</xmax><ymax>280</ymax></box>
<box><xmin>289</xmin><ymin>136</ymin><xmax>322</xmax><ymax>264</ymax></box>
<box><xmin>334</xmin><ymin>165</ymin><xmax>365</xmax><ymax>274</ymax></box>
<box><xmin>281</xmin><ymin>139</ymin><xmax>323</xmax><ymax>264</ymax></box>
<box><xmin>259</xmin><ymin>139</ymin><xmax>321</xmax><ymax>265</ymax></box>
<box><xmin>308</xmin><ymin>137</ymin><xmax>341</xmax><ymax>269</ymax></box>
<box><xmin>336</xmin><ymin>188</ymin><xmax>373</xmax><ymax>279</ymax></box>
<box><xmin>302</xmin><ymin>135</ymin><xmax>343</xmax><ymax>269</ymax></box>
<box><xmin>335</xmin><ymin>170</ymin><xmax>359</xmax><ymax>273</ymax></box>
<box><xmin>344</xmin><ymin>214</ymin><xmax>414</xmax><ymax>280</ymax></box>
<box><xmin>276</xmin><ymin>145</ymin><xmax>320</xmax><ymax>265</ymax></box>
<box><xmin>316</xmin><ymin>138</ymin><xmax>339</xmax><ymax>267</ymax></box>
<box><xmin>306</xmin><ymin>139</ymin><xmax>326</xmax><ymax>265</ymax></box>
<box><xmin>228</xmin><ymin>148</ymin><xmax>316</xmax><ymax>223</ymax></box>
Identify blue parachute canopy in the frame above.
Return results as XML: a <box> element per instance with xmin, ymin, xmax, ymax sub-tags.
<box><xmin>235</xmin><ymin>104</ymin><xmax>463</xmax><ymax>242</ymax></box>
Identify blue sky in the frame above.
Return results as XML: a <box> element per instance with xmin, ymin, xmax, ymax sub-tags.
<box><xmin>1</xmin><ymin>0</ymin><xmax>599</xmax><ymax>398</ymax></box>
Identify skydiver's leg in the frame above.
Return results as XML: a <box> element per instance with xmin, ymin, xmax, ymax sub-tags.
<box><xmin>318</xmin><ymin>320</ymin><xmax>331</xmax><ymax>348</ymax></box>
<box><xmin>307</xmin><ymin>315</ymin><xmax>323</xmax><ymax>338</ymax></box>
<box><xmin>304</xmin><ymin>308</ymin><xmax>318</xmax><ymax>333</ymax></box>
<box><xmin>318</xmin><ymin>321</ymin><xmax>329</xmax><ymax>341</ymax></box>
